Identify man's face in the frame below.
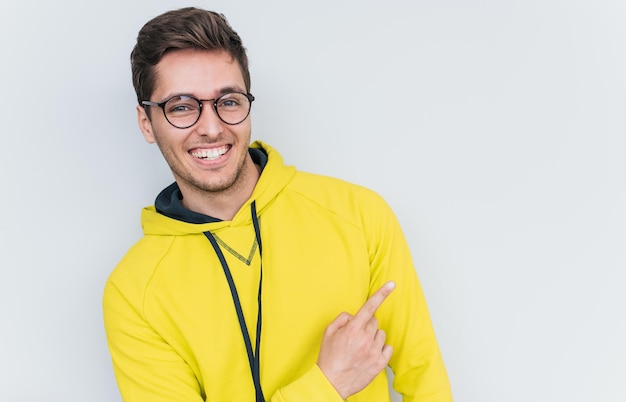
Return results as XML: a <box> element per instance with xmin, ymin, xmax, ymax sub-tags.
<box><xmin>137</xmin><ymin>49</ymin><xmax>254</xmax><ymax>198</ymax></box>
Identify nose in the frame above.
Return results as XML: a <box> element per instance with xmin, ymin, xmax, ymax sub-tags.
<box><xmin>194</xmin><ymin>102</ymin><xmax>224</xmax><ymax>138</ymax></box>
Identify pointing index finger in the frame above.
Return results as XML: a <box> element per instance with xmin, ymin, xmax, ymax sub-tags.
<box><xmin>353</xmin><ymin>281</ymin><xmax>396</xmax><ymax>325</ymax></box>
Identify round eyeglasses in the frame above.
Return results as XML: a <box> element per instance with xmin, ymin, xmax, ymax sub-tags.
<box><xmin>141</xmin><ymin>92</ymin><xmax>255</xmax><ymax>129</ymax></box>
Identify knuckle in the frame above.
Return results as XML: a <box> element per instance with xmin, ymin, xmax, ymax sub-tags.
<box><xmin>361</xmin><ymin>302</ymin><xmax>377</xmax><ymax>316</ymax></box>
<box><xmin>355</xmin><ymin>335</ymin><xmax>369</xmax><ymax>349</ymax></box>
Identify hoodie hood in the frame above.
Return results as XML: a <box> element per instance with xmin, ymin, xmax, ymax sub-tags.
<box><xmin>141</xmin><ymin>141</ymin><xmax>297</xmax><ymax>236</ymax></box>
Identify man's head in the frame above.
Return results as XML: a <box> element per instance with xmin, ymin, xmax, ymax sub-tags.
<box><xmin>132</xmin><ymin>8</ymin><xmax>259</xmax><ymax>218</ymax></box>
<box><xmin>131</xmin><ymin>7</ymin><xmax>250</xmax><ymax>105</ymax></box>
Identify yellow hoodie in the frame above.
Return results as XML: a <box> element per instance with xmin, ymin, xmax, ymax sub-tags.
<box><xmin>103</xmin><ymin>141</ymin><xmax>453</xmax><ymax>401</ymax></box>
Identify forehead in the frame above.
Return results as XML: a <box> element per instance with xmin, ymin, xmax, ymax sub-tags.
<box><xmin>152</xmin><ymin>49</ymin><xmax>245</xmax><ymax>99</ymax></box>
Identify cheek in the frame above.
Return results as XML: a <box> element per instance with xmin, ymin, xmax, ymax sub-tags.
<box><xmin>150</xmin><ymin>131</ymin><xmax>181</xmax><ymax>159</ymax></box>
<box><xmin>237</xmin><ymin>123</ymin><xmax>252</xmax><ymax>142</ymax></box>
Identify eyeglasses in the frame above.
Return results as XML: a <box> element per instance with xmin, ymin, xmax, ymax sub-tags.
<box><xmin>142</xmin><ymin>92</ymin><xmax>255</xmax><ymax>129</ymax></box>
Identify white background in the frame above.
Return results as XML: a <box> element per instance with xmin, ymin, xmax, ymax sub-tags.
<box><xmin>1</xmin><ymin>1</ymin><xmax>625</xmax><ymax>401</ymax></box>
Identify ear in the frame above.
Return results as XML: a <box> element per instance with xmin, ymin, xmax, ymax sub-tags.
<box><xmin>137</xmin><ymin>105</ymin><xmax>156</xmax><ymax>143</ymax></box>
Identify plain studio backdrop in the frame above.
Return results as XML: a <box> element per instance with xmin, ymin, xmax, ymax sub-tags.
<box><xmin>1</xmin><ymin>1</ymin><xmax>624</xmax><ymax>401</ymax></box>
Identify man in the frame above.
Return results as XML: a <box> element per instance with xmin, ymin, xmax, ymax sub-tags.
<box><xmin>103</xmin><ymin>7</ymin><xmax>453</xmax><ymax>402</ymax></box>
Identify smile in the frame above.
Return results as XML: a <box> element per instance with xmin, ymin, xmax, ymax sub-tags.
<box><xmin>190</xmin><ymin>145</ymin><xmax>230</xmax><ymax>161</ymax></box>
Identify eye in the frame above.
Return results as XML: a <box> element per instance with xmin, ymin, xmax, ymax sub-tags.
<box><xmin>170</xmin><ymin>105</ymin><xmax>190</xmax><ymax>113</ymax></box>
<box><xmin>222</xmin><ymin>99</ymin><xmax>239</xmax><ymax>107</ymax></box>
<box><xmin>217</xmin><ymin>93</ymin><xmax>244</xmax><ymax>109</ymax></box>
<box><xmin>166</xmin><ymin>96</ymin><xmax>199</xmax><ymax>114</ymax></box>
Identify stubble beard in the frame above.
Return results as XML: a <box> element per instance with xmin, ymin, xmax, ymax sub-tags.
<box><xmin>187</xmin><ymin>155</ymin><xmax>248</xmax><ymax>194</ymax></box>
<box><xmin>165</xmin><ymin>143</ymin><xmax>251</xmax><ymax>196</ymax></box>
<box><xmin>152</xmin><ymin>124</ymin><xmax>254</xmax><ymax>197</ymax></box>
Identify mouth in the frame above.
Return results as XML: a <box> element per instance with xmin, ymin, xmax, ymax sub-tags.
<box><xmin>190</xmin><ymin>145</ymin><xmax>231</xmax><ymax>161</ymax></box>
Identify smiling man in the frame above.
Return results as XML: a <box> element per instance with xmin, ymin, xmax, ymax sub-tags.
<box><xmin>103</xmin><ymin>7</ymin><xmax>453</xmax><ymax>402</ymax></box>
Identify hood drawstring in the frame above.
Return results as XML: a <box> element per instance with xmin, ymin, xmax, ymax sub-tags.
<box><xmin>204</xmin><ymin>201</ymin><xmax>265</xmax><ymax>402</ymax></box>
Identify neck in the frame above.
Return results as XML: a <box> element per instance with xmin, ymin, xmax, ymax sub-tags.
<box><xmin>178</xmin><ymin>157</ymin><xmax>261</xmax><ymax>221</ymax></box>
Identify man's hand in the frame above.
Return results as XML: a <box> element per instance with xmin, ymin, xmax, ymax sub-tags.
<box><xmin>316</xmin><ymin>281</ymin><xmax>396</xmax><ymax>399</ymax></box>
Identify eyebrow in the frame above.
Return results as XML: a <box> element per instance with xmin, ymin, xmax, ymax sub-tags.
<box><xmin>160</xmin><ymin>86</ymin><xmax>247</xmax><ymax>102</ymax></box>
<box><xmin>216</xmin><ymin>86</ymin><xmax>246</xmax><ymax>96</ymax></box>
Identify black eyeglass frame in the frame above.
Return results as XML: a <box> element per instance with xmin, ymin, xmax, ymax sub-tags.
<box><xmin>141</xmin><ymin>92</ymin><xmax>255</xmax><ymax>129</ymax></box>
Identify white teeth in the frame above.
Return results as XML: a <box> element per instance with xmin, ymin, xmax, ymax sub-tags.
<box><xmin>191</xmin><ymin>146</ymin><xmax>228</xmax><ymax>160</ymax></box>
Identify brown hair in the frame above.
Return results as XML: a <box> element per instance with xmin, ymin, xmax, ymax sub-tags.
<box><xmin>130</xmin><ymin>7</ymin><xmax>251</xmax><ymax>105</ymax></box>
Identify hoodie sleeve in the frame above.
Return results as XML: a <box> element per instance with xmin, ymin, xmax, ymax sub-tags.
<box><xmin>360</xmin><ymin>190</ymin><xmax>454</xmax><ymax>402</ymax></box>
<box><xmin>271</xmin><ymin>188</ymin><xmax>453</xmax><ymax>402</ymax></box>
<box><xmin>103</xmin><ymin>279</ymin><xmax>207</xmax><ymax>402</ymax></box>
<box><xmin>269</xmin><ymin>364</ymin><xmax>345</xmax><ymax>401</ymax></box>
